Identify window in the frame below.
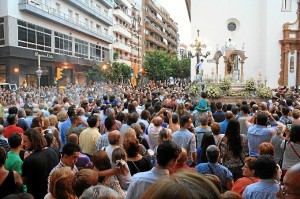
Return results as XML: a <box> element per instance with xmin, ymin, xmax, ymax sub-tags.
<box><xmin>75</xmin><ymin>13</ymin><xmax>79</xmax><ymax>23</ymax></box>
<box><xmin>104</xmin><ymin>28</ymin><xmax>108</xmax><ymax>34</ymax></box>
<box><xmin>96</xmin><ymin>4</ymin><xmax>101</xmax><ymax>13</ymax></box>
<box><xmin>0</xmin><ymin>18</ymin><xmax>4</xmax><ymax>46</ymax></box>
<box><xmin>55</xmin><ymin>3</ymin><xmax>60</xmax><ymax>12</ymax></box>
<box><xmin>68</xmin><ymin>9</ymin><xmax>73</xmax><ymax>21</ymax></box>
<box><xmin>90</xmin><ymin>43</ymin><xmax>102</xmax><ymax>61</ymax></box>
<box><xmin>227</xmin><ymin>22</ymin><xmax>236</xmax><ymax>32</ymax></box>
<box><xmin>102</xmin><ymin>47</ymin><xmax>109</xmax><ymax>61</ymax></box>
<box><xmin>90</xmin><ymin>20</ymin><xmax>93</xmax><ymax>28</ymax></box>
<box><xmin>17</xmin><ymin>20</ymin><xmax>51</xmax><ymax>52</ymax></box>
<box><xmin>85</xmin><ymin>18</ymin><xmax>89</xmax><ymax>26</ymax></box>
<box><xmin>54</xmin><ymin>32</ymin><xmax>73</xmax><ymax>56</ymax></box>
<box><xmin>75</xmin><ymin>38</ymin><xmax>88</xmax><ymax>59</ymax></box>
<box><xmin>282</xmin><ymin>0</ymin><xmax>292</xmax><ymax>12</ymax></box>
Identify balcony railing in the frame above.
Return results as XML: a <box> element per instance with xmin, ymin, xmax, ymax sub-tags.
<box><xmin>113</xmin><ymin>40</ymin><xmax>131</xmax><ymax>53</ymax></box>
<box><xmin>131</xmin><ymin>36</ymin><xmax>139</xmax><ymax>44</ymax></box>
<box><xmin>66</xmin><ymin>0</ymin><xmax>113</xmax><ymax>25</ymax></box>
<box><xmin>113</xmin><ymin>24</ymin><xmax>131</xmax><ymax>39</ymax></box>
<box><xmin>131</xmin><ymin>48</ymin><xmax>139</xmax><ymax>56</ymax></box>
<box><xmin>113</xmin><ymin>8</ymin><xmax>131</xmax><ymax>25</ymax></box>
<box><xmin>145</xmin><ymin>21</ymin><xmax>177</xmax><ymax>46</ymax></box>
<box><xmin>19</xmin><ymin>0</ymin><xmax>113</xmax><ymax>43</ymax></box>
<box><xmin>145</xmin><ymin>35</ymin><xmax>168</xmax><ymax>49</ymax></box>
<box><xmin>99</xmin><ymin>0</ymin><xmax>114</xmax><ymax>8</ymax></box>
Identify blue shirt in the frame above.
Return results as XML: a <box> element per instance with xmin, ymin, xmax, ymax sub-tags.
<box><xmin>60</xmin><ymin>118</ymin><xmax>71</xmax><ymax>144</ymax></box>
<box><xmin>243</xmin><ymin>179</ymin><xmax>279</xmax><ymax>199</ymax></box>
<box><xmin>195</xmin><ymin>162</ymin><xmax>233</xmax><ymax>190</ymax></box>
<box><xmin>126</xmin><ymin>167</ymin><xmax>169</xmax><ymax>199</ymax></box>
<box><xmin>220</xmin><ymin>120</ymin><xmax>229</xmax><ymax>134</ymax></box>
<box><xmin>172</xmin><ymin>128</ymin><xmax>197</xmax><ymax>153</ymax></box>
<box><xmin>247</xmin><ymin>121</ymin><xmax>277</xmax><ymax>157</ymax></box>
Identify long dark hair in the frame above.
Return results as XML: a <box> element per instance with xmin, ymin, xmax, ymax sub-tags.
<box><xmin>225</xmin><ymin>118</ymin><xmax>242</xmax><ymax>157</ymax></box>
<box><xmin>200</xmin><ymin>132</ymin><xmax>215</xmax><ymax>163</ymax></box>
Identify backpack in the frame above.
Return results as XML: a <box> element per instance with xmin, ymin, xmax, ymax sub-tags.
<box><xmin>195</xmin><ymin>99</ymin><xmax>208</xmax><ymax>112</ymax></box>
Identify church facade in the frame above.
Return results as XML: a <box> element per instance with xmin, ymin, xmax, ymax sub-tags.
<box><xmin>189</xmin><ymin>0</ymin><xmax>299</xmax><ymax>88</ymax></box>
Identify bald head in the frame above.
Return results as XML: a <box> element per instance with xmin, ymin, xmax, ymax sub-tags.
<box><xmin>225</xmin><ymin>111</ymin><xmax>233</xmax><ymax>120</ymax></box>
<box><xmin>108</xmin><ymin>130</ymin><xmax>121</xmax><ymax>146</ymax></box>
<box><xmin>67</xmin><ymin>133</ymin><xmax>79</xmax><ymax>145</ymax></box>
<box><xmin>177</xmin><ymin>148</ymin><xmax>188</xmax><ymax>164</ymax></box>
<box><xmin>153</xmin><ymin>116</ymin><xmax>163</xmax><ymax>127</ymax></box>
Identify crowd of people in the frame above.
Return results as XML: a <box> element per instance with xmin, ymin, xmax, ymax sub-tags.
<box><xmin>0</xmin><ymin>82</ymin><xmax>300</xmax><ymax>199</ymax></box>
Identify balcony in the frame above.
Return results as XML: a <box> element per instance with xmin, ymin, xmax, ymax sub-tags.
<box><xmin>19</xmin><ymin>0</ymin><xmax>113</xmax><ymax>43</ymax></box>
<box><xmin>145</xmin><ymin>21</ymin><xmax>163</xmax><ymax>37</ymax></box>
<box><xmin>99</xmin><ymin>0</ymin><xmax>114</xmax><ymax>8</ymax></box>
<box><xmin>113</xmin><ymin>40</ymin><xmax>131</xmax><ymax>53</ymax></box>
<box><xmin>145</xmin><ymin>35</ymin><xmax>168</xmax><ymax>49</ymax></box>
<box><xmin>113</xmin><ymin>8</ymin><xmax>131</xmax><ymax>25</ymax></box>
<box><xmin>131</xmin><ymin>36</ymin><xmax>139</xmax><ymax>44</ymax></box>
<box><xmin>113</xmin><ymin>25</ymin><xmax>131</xmax><ymax>39</ymax></box>
<box><xmin>131</xmin><ymin>48</ymin><xmax>139</xmax><ymax>56</ymax></box>
<box><xmin>66</xmin><ymin>0</ymin><xmax>113</xmax><ymax>25</ymax></box>
<box><xmin>117</xmin><ymin>57</ymin><xmax>131</xmax><ymax>66</ymax></box>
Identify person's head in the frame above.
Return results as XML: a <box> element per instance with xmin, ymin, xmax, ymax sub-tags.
<box><xmin>215</xmin><ymin>102</ymin><xmax>222</xmax><ymax>110</ymax></box>
<box><xmin>176</xmin><ymin>148</ymin><xmax>188</xmax><ymax>164</ymax></box>
<box><xmin>7</xmin><ymin>114</ymin><xmax>18</xmax><ymax>125</ymax></box>
<box><xmin>221</xmin><ymin>191</ymin><xmax>243</xmax><ymax>199</ymax></box>
<box><xmin>0</xmin><ymin>125</ymin><xmax>4</xmax><ymax>135</ymax></box>
<box><xmin>171</xmin><ymin>113</ymin><xmax>179</xmax><ymax>124</ymax></box>
<box><xmin>158</xmin><ymin>128</ymin><xmax>172</xmax><ymax>143</ymax></box>
<box><xmin>282</xmin><ymin>107</ymin><xmax>290</xmax><ymax>116</ymax></box>
<box><xmin>225</xmin><ymin>111</ymin><xmax>233</xmax><ymax>121</ymax></box>
<box><xmin>254</xmin><ymin>154</ymin><xmax>277</xmax><ymax>179</ymax></box>
<box><xmin>240</xmin><ymin>105</ymin><xmax>249</xmax><ymax>115</ymax></box>
<box><xmin>92</xmin><ymin>150</ymin><xmax>112</xmax><ymax>171</ymax></box>
<box><xmin>49</xmin><ymin>167</ymin><xmax>75</xmax><ymax>199</ymax></box>
<box><xmin>131</xmin><ymin>123</ymin><xmax>143</xmax><ymax>135</ymax></box>
<box><xmin>156</xmin><ymin>141</ymin><xmax>181</xmax><ymax>169</ymax></box>
<box><xmin>199</xmin><ymin>116</ymin><xmax>208</xmax><ymax>126</ymax></box>
<box><xmin>8</xmin><ymin>133</ymin><xmax>22</xmax><ymax>149</ymax></box>
<box><xmin>79</xmin><ymin>185</ymin><xmax>122</xmax><ymax>199</ymax></box>
<box><xmin>259</xmin><ymin>142</ymin><xmax>275</xmax><ymax>156</ymax></box>
<box><xmin>112</xmin><ymin>147</ymin><xmax>127</xmax><ymax>165</ymax></box>
<box><xmin>210</xmin><ymin>122</ymin><xmax>221</xmax><ymax>135</ymax></box>
<box><xmin>140</xmin><ymin>110</ymin><xmax>151</xmax><ymax>121</ymax></box>
<box><xmin>108</xmin><ymin>130</ymin><xmax>121</xmax><ymax>146</ymax></box>
<box><xmin>44</xmin><ymin>133</ymin><xmax>56</xmax><ymax>147</ymax></box>
<box><xmin>290</xmin><ymin>124</ymin><xmax>300</xmax><ymax>143</ymax></box>
<box><xmin>276</xmin><ymin>163</ymin><xmax>300</xmax><ymax>199</ymax></box>
<box><xmin>104</xmin><ymin>117</ymin><xmax>116</xmax><ymax>131</ymax></box>
<box><xmin>73</xmin><ymin>169</ymin><xmax>99</xmax><ymax>197</ymax></box>
<box><xmin>87</xmin><ymin>115</ymin><xmax>99</xmax><ymax>128</ymax></box>
<box><xmin>123</xmin><ymin>128</ymin><xmax>137</xmax><ymax>141</ymax></box>
<box><xmin>153</xmin><ymin>116</ymin><xmax>163</xmax><ymax>127</ymax></box>
<box><xmin>61</xmin><ymin>143</ymin><xmax>81</xmax><ymax>168</ymax></box>
<box><xmin>256</xmin><ymin>112</ymin><xmax>269</xmax><ymax>126</ymax></box>
<box><xmin>140</xmin><ymin>170</ymin><xmax>221</xmax><ymax>199</ymax></box>
<box><xmin>201</xmin><ymin>92</ymin><xmax>207</xmax><ymax>99</ymax></box>
<box><xmin>23</xmin><ymin>128</ymin><xmax>47</xmax><ymax>151</ymax></box>
<box><xmin>206</xmin><ymin>145</ymin><xmax>220</xmax><ymax>163</ymax></box>
<box><xmin>48</xmin><ymin>115</ymin><xmax>58</xmax><ymax>126</ymax></box>
<box><xmin>179</xmin><ymin>115</ymin><xmax>193</xmax><ymax>129</ymax></box>
<box><xmin>123</xmin><ymin>138</ymin><xmax>139</xmax><ymax>158</ymax></box>
<box><xmin>31</xmin><ymin>117</ymin><xmax>42</xmax><ymax>128</ymax></box>
<box><xmin>105</xmin><ymin>108</ymin><xmax>116</xmax><ymax>118</ymax></box>
<box><xmin>201</xmin><ymin>132</ymin><xmax>215</xmax><ymax>150</ymax></box>
<box><xmin>0</xmin><ymin>146</ymin><xmax>6</xmax><ymax>166</ymax></box>
<box><xmin>66</xmin><ymin>133</ymin><xmax>79</xmax><ymax>145</ymax></box>
<box><xmin>292</xmin><ymin>109</ymin><xmax>300</xmax><ymax>119</ymax></box>
<box><xmin>242</xmin><ymin>157</ymin><xmax>257</xmax><ymax>178</ymax></box>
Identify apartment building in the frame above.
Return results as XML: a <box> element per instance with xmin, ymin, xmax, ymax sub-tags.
<box><xmin>112</xmin><ymin>0</ymin><xmax>142</xmax><ymax>77</ymax></box>
<box><xmin>142</xmin><ymin>0</ymin><xmax>179</xmax><ymax>56</ymax></box>
<box><xmin>0</xmin><ymin>0</ymin><xmax>114</xmax><ymax>86</ymax></box>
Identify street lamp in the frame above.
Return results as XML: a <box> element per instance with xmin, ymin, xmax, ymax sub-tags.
<box><xmin>36</xmin><ymin>55</ymin><xmax>43</xmax><ymax>102</ymax></box>
<box><xmin>188</xmin><ymin>30</ymin><xmax>211</xmax><ymax>81</ymax></box>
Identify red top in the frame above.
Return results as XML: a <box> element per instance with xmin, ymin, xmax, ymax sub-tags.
<box><xmin>231</xmin><ymin>177</ymin><xmax>260</xmax><ymax>195</ymax></box>
<box><xmin>4</xmin><ymin>125</ymin><xmax>24</xmax><ymax>138</ymax></box>
<box><xmin>169</xmin><ymin>162</ymin><xmax>196</xmax><ymax>175</ymax></box>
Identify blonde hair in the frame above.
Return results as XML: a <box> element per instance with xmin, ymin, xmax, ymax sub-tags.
<box><xmin>123</xmin><ymin>128</ymin><xmax>136</xmax><ymax>141</ymax></box>
<box><xmin>140</xmin><ymin>170</ymin><xmax>221</xmax><ymax>199</ymax></box>
<box><xmin>48</xmin><ymin>115</ymin><xmax>58</xmax><ymax>126</ymax></box>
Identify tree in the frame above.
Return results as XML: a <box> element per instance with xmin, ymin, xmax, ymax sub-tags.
<box><xmin>86</xmin><ymin>63</ymin><xmax>106</xmax><ymax>83</ymax></box>
<box><xmin>109</xmin><ymin>62</ymin><xmax>131</xmax><ymax>83</ymax></box>
<box><xmin>175</xmin><ymin>58</ymin><xmax>191</xmax><ymax>79</ymax></box>
<box><xmin>144</xmin><ymin>50</ymin><xmax>174</xmax><ymax>81</ymax></box>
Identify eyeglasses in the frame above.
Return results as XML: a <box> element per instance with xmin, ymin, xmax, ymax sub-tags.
<box><xmin>279</xmin><ymin>184</ymin><xmax>300</xmax><ymax>199</ymax></box>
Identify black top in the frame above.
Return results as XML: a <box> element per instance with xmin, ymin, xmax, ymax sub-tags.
<box><xmin>0</xmin><ymin>170</ymin><xmax>16</xmax><ymax>198</ymax></box>
<box><xmin>213</xmin><ymin>111</ymin><xmax>226</xmax><ymax>123</ymax></box>
<box><xmin>22</xmin><ymin>148</ymin><xmax>59</xmax><ymax>199</ymax></box>
<box><xmin>127</xmin><ymin>156</ymin><xmax>152</xmax><ymax>176</ymax></box>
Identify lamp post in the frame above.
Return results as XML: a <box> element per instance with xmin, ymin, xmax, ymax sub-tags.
<box><xmin>36</xmin><ymin>55</ymin><xmax>43</xmax><ymax>102</ymax></box>
<box><xmin>188</xmin><ymin>30</ymin><xmax>210</xmax><ymax>81</ymax></box>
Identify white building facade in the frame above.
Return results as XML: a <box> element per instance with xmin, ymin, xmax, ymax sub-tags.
<box><xmin>190</xmin><ymin>0</ymin><xmax>298</xmax><ymax>88</ymax></box>
<box><xmin>0</xmin><ymin>0</ymin><xmax>114</xmax><ymax>86</ymax></box>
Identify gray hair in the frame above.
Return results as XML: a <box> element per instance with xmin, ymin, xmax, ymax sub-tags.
<box><xmin>79</xmin><ymin>185</ymin><xmax>121</xmax><ymax>199</ymax></box>
<box><xmin>105</xmin><ymin>108</ymin><xmax>115</xmax><ymax>117</ymax></box>
<box><xmin>206</xmin><ymin>145</ymin><xmax>220</xmax><ymax>163</ymax></box>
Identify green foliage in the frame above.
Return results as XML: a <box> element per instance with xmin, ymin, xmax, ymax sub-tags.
<box><xmin>86</xmin><ymin>63</ymin><xmax>106</xmax><ymax>82</ymax></box>
<box><xmin>109</xmin><ymin>62</ymin><xmax>131</xmax><ymax>83</ymax></box>
<box><xmin>144</xmin><ymin>50</ymin><xmax>190</xmax><ymax>81</ymax></box>
<box><xmin>206</xmin><ymin>84</ymin><xmax>222</xmax><ymax>98</ymax></box>
<box><xmin>219</xmin><ymin>77</ymin><xmax>232</xmax><ymax>91</ymax></box>
<box><xmin>256</xmin><ymin>86</ymin><xmax>272</xmax><ymax>98</ymax></box>
<box><xmin>245</xmin><ymin>78</ymin><xmax>256</xmax><ymax>91</ymax></box>
<box><xmin>113</xmin><ymin>51</ymin><xmax>119</xmax><ymax>60</ymax></box>
<box><xmin>189</xmin><ymin>84</ymin><xmax>200</xmax><ymax>95</ymax></box>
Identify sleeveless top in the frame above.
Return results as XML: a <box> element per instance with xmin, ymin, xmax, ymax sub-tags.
<box><xmin>0</xmin><ymin>170</ymin><xmax>16</xmax><ymax>198</ymax></box>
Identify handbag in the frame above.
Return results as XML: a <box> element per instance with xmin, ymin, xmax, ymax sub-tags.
<box><xmin>228</xmin><ymin>156</ymin><xmax>244</xmax><ymax>182</ymax></box>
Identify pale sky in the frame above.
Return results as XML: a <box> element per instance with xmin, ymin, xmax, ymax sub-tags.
<box><xmin>156</xmin><ymin>0</ymin><xmax>191</xmax><ymax>45</ymax></box>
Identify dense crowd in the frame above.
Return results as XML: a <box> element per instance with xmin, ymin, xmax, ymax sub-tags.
<box><xmin>0</xmin><ymin>82</ymin><xmax>300</xmax><ymax>199</ymax></box>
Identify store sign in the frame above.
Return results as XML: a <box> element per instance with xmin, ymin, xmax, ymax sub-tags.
<box><xmin>35</xmin><ymin>52</ymin><xmax>53</xmax><ymax>59</ymax></box>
